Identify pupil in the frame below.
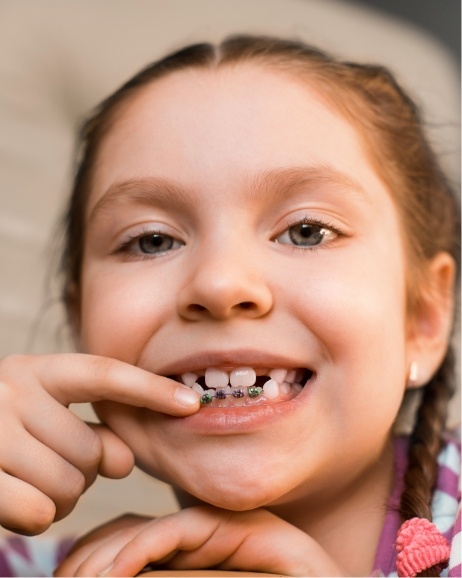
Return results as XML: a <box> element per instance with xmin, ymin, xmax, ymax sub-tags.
<box><xmin>139</xmin><ymin>234</ymin><xmax>173</xmax><ymax>253</ymax></box>
<box><xmin>289</xmin><ymin>223</ymin><xmax>324</xmax><ymax>246</ymax></box>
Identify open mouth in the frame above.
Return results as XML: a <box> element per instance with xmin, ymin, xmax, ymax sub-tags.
<box><xmin>170</xmin><ymin>367</ymin><xmax>313</xmax><ymax>407</ymax></box>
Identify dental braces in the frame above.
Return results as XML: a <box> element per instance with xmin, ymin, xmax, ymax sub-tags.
<box><xmin>200</xmin><ymin>386</ymin><xmax>263</xmax><ymax>404</ymax></box>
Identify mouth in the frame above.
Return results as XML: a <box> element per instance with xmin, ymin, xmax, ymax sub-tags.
<box><xmin>169</xmin><ymin>366</ymin><xmax>313</xmax><ymax>408</ymax></box>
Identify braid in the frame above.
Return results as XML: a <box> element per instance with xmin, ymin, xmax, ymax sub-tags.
<box><xmin>399</xmin><ymin>350</ymin><xmax>454</xmax><ymax>576</ymax></box>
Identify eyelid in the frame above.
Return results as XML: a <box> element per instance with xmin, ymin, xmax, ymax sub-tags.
<box><xmin>114</xmin><ymin>225</ymin><xmax>185</xmax><ymax>257</ymax></box>
<box><xmin>272</xmin><ymin>216</ymin><xmax>344</xmax><ymax>246</ymax></box>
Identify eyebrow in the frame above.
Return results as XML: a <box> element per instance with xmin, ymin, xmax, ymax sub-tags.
<box><xmin>248</xmin><ymin>165</ymin><xmax>368</xmax><ymax>206</ymax></box>
<box><xmin>88</xmin><ymin>165</ymin><xmax>369</xmax><ymax>225</ymax></box>
<box><xmin>88</xmin><ymin>177</ymin><xmax>198</xmax><ymax>225</ymax></box>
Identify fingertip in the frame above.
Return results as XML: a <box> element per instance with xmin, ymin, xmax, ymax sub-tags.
<box><xmin>174</xmin><ymin>386</ymin><xmax>201</xmax><ymax>410</ymax></box>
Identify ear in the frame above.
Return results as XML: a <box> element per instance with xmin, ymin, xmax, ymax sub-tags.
<box><xmin>405</xmin><ymin>252</ymin><xmax>456</xmax><ymax>389</ymax></box>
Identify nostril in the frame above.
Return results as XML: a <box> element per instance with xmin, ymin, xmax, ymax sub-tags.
<box><xmin>189</xmin><ymin>304</ymin><xmax>207</xmax><ymax>312</ymax></box>
<box><xmin>239</xmin><ymin>302</ymin><xmax>254</xmax><ymax>310</ymax></box>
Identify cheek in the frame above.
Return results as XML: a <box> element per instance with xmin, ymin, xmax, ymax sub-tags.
<box><xmin>79</xmin><ymin>266</ymin><xmax>174</xmax><ymax>361</ymax></box>
<box><xmin>287</xmin><ymin>246</ymin><xmax>408</xmax><ymax>408</ymax></box>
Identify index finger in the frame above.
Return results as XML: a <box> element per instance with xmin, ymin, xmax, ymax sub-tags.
<box><xmin>31</xmin><ymin>354</ymin><xmax>200</xmax><ymax>415</ymax></box>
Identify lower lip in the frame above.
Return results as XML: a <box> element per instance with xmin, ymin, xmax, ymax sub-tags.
<box><xmin>173</xmin><ymin>380</ymin><xmax>312</xmax><ymax>435</ymax></box>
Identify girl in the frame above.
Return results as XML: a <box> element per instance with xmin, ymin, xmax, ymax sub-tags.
<box><xmin>0</xmin><ymin>36</ymin><xmax>459</xmax><ymax>577</ymax></box>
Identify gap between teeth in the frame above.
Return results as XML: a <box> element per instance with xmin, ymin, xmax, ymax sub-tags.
<box><xmin>178</xmin><ymin>367</ymin><xmax>307</xmax><ymax>402</ymax></box>
<box><xmin>180</xmin><ymin>367</ymin><xmax>301</xmax><ymax>388</ymax></box>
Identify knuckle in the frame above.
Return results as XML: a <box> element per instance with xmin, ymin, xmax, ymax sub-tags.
<box><xmin>0</xmin><ymin>355</ymin><xmax>34</xmax><ymax>402</ymax></box>
<box><xmin>62</xmin><ymin>469</ymin><xmax>86</xmax><ymax>502</ymax></box>
<box><xmin>0</xmin><ymin>354</ymin><xmax>29</xmax><ymax>375</ymax></box>
<box><xmin>53</xmin><ymin>470</ymin><xmax>86</xmax><ymax>521</ymax></box>
<box><xmin>84</xmin><ymin>429</ymin><xmax>104</xmax><ymax>466</ymax></box>
<box><xmin>91</xmin><ymin>356</ymin><xmax>116</xmax><ymax>388</ymax></box>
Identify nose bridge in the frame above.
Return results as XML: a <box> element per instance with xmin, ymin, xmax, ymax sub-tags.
<box><xmin>177</xmin><ymin>224</ymin><xmax>273</xmax><ymax>320</ymax></box>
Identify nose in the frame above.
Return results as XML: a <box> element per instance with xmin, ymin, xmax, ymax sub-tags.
<box><xmin>177</xmin><ymin>245</ymin><xmax>273</xmax><ymax>321</ymax></box>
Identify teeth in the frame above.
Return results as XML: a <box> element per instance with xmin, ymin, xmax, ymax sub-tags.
<box><xmin>279</xmin><ymin>381</ymin><xmax>291</xmax><ymax>395</ymax></box>
<box><xmin>181</xmin><ymin>372</ymin><xmax>199</xmax><ymax>387</ymax></box>
<box><xmin>269</xmin><ymin>369</ymin><xmax>287</xmax><ymax>384</ymax></box>
<box><xmin>230</xmin><ymin>367</ymin><xmax>256</xmax><ymax>387</ymax></box>
<box><xmin>285</xmin><ymin>369</ymin><xmax>296</xmax><ymax>384</ymax></box>
<box><xmin>178</xmin><ymin>366</ymin><xmax>309</xmax><ymax>401</ymax></box>
<box><xmin>192</xmin><ymin>383</ymin><xmax>204</xmax><ymax>395</ymax></box>
<box><xmin>263</xmin><ymin>378</ymin><xmax>279</xmax><ymax>400</ymax></box>
<box><xmin>205</xmin><ymin>368</ymin><xmax>229</xmax><ymax>389</ymax></box>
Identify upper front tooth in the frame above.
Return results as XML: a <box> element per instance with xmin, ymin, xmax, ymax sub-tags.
<box><xmin>230</xmin><ymin>367</ymin><xmax>256</xmax><ymax>387</ymax></box>
<box><xmin>205</xmin><ymin>368</ymin><xmax>229</xmax><ymax>388</ymax></box>
<box><xmin>269</xmin><ymin>369</ymin><xmax>288</xmax><ymax>384</ymax></box>
<box><xmin>181</xmin><ymin>372</ymin><xmax>199</xmax><ymax>387</ymax></box>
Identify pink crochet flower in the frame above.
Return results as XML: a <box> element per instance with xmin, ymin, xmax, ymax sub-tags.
<box><xmin>396</xmin><ymin>517</ymin><xmax>450</xmax><ymax>577</ymax></box>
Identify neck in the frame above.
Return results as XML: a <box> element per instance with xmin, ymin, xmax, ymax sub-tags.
<box><xmin>267</xmin><ymin>438</ymin><xmax>395</xmax><ymax>576</ymax></box>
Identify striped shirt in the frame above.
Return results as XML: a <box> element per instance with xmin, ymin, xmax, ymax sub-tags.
<box><xmin>373</xmin><ymin>432</ymin><xmax>461</xmax><ymax>576</ymax></box>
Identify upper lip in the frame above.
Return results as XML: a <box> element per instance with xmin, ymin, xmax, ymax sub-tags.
<box><xmin>153</xmin><ymin>349</ymin><xmax>312</xmax><ymax>376</ymax></box>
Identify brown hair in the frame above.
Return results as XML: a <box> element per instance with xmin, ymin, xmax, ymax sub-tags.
<box><xmin>62</xmin><ymin>35</ymin><xmax>459</xmax><ymax>576</ymax></box>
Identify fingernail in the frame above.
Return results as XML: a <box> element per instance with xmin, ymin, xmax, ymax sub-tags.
<box><xmin>174</xmin><ymin>385</ymin><xmax>200</xmax><ymax>407</ymax></box>
<box><xmin>97</xmin><ymin>563</ymin><xmax>113</xmax><ymax>577</ymax></box>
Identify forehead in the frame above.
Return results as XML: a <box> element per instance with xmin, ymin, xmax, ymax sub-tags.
<box><xmin>88</xmin><ymin>63</ymin><xmax>389</xmax><ymax>213</ymax></box>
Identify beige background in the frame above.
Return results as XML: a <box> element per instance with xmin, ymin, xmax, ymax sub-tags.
<box><xmin>0</xmin><ymin>0</ymin><xmax>459</xmax><ymax>540</ymax></box>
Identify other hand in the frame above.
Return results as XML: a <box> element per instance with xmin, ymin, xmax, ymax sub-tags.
<box><xmin>54</xmin><ymin>506</ymin><xmax>344</xmax><ymax>577</ymax></box>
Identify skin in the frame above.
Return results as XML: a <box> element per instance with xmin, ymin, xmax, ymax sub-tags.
<box><xmin>58</xmin><ymin>64</ymin><xmax>454</xmax><ymax>576</ymax></box>
<box><xmin>38</xmin><ymin>64</ymin><xmax>452</xmax><ymax>576</ymax></box>
<box><xmin>82</xmin><ymin>63</ymin><xmax>407</xmax><ymax>495</ymax></box>
<box><xmin>0</xmin><ymin>354</ymin><xmax>200</xmax><ymax>535</ymax></box>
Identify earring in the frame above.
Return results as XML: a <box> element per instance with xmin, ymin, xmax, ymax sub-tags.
<box><xmin>407</xmin><ymin>361</ymin><xmax>418</xmax><ymax>386</ymax></box>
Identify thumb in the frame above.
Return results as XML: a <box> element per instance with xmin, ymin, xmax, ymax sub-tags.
<box><xmin>88</xmin><ymin>423</ymin><xmax>135</xmax><ymax>479</ymax></box>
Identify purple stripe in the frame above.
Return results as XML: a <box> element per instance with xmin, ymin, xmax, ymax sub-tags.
<box><xmin>449</xmin><ymin>562</ymin><xmax>461</xmax><ymax>577</ymax></box>
<box><xmin>56</xmin><ymin>537</ymin><xmax>75</xmax><ymax>565</ymax></box>
<box><xmin>8</xmin><ymin>536</ymin><xmax>31</xmax><ymax>561</ymax></box>
<box><xmin>372</xmin><ymin>437</ymin><xmax>408</xmax><ymax>575</ymax></box>
<box><xmin>454</xmin><ymin>510</ymin><xmax>461</xmax><ymax>533</ymax></box>
<box><xmin>0</xmin><ymin>549</ymin><xmax>15</xmax><ymax>578</ymax></box>
<box><xmin>436</xmin><ymin>464</ymin><xmax>459</xmax><ymax>496</ymax></box>
<box><xmin>444</xmin><ymin>509</ymin><xmax>461</xmax><ymax>544</ymax></box>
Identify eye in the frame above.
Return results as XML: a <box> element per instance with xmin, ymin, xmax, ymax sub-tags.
<box><xmin>138</xmin><ymin>233</ymin><xmax>182</xmax><ymax>254</ymax></box>
<box><xmin>117</xmin><ymin>230</ymin><xmax>184</xmax><ymax>257</ymax></box>
<box><xmin>274</xmin><ymin>219</ymin><xmax>338</xmax><ymax>247</ymax></box>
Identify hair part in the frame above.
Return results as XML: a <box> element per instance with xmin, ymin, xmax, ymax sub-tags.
<box><xmin>61</xmin><ymin>35</ymin><xmax>460</xmax><ymax>576</ymax></box>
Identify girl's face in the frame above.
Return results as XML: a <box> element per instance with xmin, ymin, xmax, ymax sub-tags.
<box><xmin>79</xmin><ymin>65</ymin><xmax>412</xmax><ymax>510</ymax></box>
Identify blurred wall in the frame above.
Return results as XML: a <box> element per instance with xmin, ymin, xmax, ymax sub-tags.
<box><xmin>0</xmin><ymin>0</ymin><xmax>459</xmax><ymax>538</ymax></box>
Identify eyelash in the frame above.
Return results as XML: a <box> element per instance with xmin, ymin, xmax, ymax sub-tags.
<box><xmin>115</xmin><ymin>229</ymin><xmax>184</xmax><ymax>261</ymax></box>
<box><xmin>114</xmin><ymin>216</ymin><xmax>344</xmax><ymax>261</ymax></box>
<box><xmin>273</xmin><ymin>216</ymin><xmax>344</xmax><ymax>249</ymax></box>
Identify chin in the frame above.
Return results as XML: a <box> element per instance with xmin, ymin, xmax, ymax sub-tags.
<box><xmin>177</xmin><ymin>469</ymin><xmax>292</xmax><ymax>512</ymax></box>
<box><xmin>197</xmin><ymin>489</ymin><xmax>275</xmax><ymax>511</ymax></box>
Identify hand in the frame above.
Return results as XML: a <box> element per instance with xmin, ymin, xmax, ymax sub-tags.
<box><xmin>0</xmin><ymin>353</ymin><xmax>200</xmax><ymax>535</ymax></box>
<box><xmin>54</xmin><ymin>507</ymin><xmax>345</xmax><ymax>577</ymax></box>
